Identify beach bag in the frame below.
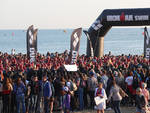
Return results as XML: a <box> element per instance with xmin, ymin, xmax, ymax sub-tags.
<box><xmin>94</xmin><ymin>96</ymin><xmax>104</xmax><ymax>106</ymax></box>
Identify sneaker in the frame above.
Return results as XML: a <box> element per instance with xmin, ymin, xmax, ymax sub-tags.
<box><xmin>106</xmin><ymin>107</ymin><xmax>112</xmax><ymax>111</ymax></box>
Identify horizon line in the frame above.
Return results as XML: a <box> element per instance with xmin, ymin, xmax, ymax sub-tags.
<box><xmin>0</xmin><ymin>26</ymin><xmax>149</xmax><ymax>30</ymax></box>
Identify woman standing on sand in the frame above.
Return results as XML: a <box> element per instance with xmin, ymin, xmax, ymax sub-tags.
<box><xmin>95</xmin><ymin>82</ymin><xmax>107</xmax><ymax>113</ymax></box>
<box><xmin>141</xmin><ymin>83</ymin><xmax>149</xmax><ymax>106</ymax></box>
<box><xmin>107</xmin><ymin>80</ymin><xmax>128</xmax><ymax>113</ymax></box>
<box><xmin>2</xmin><ymin>77</ymin><xmax>13</xmax><ymax>113</ymax></box>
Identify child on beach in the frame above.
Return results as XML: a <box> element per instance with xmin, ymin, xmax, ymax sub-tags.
<box><xmin>95</xmin><ymin>82</ymin><xmax>107</xmax><ymax>113</ymax></box>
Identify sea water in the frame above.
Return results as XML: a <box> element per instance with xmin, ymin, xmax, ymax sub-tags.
<box><xmin>0</xmin><ymin>28</ymin><xmax>146</xmax><ymax>55</ymax></box>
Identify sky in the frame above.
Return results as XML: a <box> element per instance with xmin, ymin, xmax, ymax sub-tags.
<box><xmin>1</xmin><ymin>0</ymin><xmax>150</xmax><ymax>29</ymax></box>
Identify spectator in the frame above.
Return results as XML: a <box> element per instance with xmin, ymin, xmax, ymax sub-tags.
<box><xmin>48</xmin><ymin>76</ymin><xmax>55</xmax><ymax>113</ymax></box>
<box><xmin>63</xmin><ymin>86</ymin><xmax>71</xmax><ymax>113</ymax></box>
<box><xmin>2</xmin><ymin>77</ymin><xmax>13</xmax><ymax>113</ymax></box>
<box><xmin>1</xmin><ymin>51</ymin><xmax>150</xmax><ymax>113</ymax></box>
<box><xmin>13</xmin><ymin>77</ymin><xmax>26</xmax><ymax>113</ymax></box>
<box><xmin>0</xmin><ymin>79</ymin><xmax>3</xmax><ymax>113</ymax></box>
<box><xmin>135</xmin><ymin>88</ymin><xmax>146</xmax><ymax>113</ymax></box>
<box><xmin>87</xmin><ymin>71</ymin><xmax>98</xmax><ymax>109</ymax></box>
<box><xmin>101</xmin><ymin>70</ymin><xmax>108</xmax><ymax>90</ymax></box>
<box><xmin>43</xmin><ymin>73</ymin><xmax>52</xmax><ymax>113</ymax></box>
<box><xmin>145</xmin><ymin>71</ymin><xmax>150</xmax><ymax>91</ymax></box>
<box><xmin>95</xmin><ymin>82</ymin><xmax>107</xmax><ymax>113</ymax></box>
<box><xmin>28</xmin><ymin>74</ymin><xmax>39</xmax><ymax>113</ymax></box>
<box><xmin>77</xmin><ymin>73</ymin><xmax>85</xmax><ymax>110</ymax></box>
<box><xmin>36</xmin><ymin>70</ymin><xmax>44</xmax><ymax>113</ymax></box>
<box><xmin>107</xmin><ymin>80</ymin><xmax>128</xmax><ymax>113</ymax></box>
<box><xmin>115</xmin><ymin>71</ymin><xmax>124</xmax><ymax>88</ymax></box>
<box><xmin>141</xmin><ymin>82</ymin><xmax>149</xmax><ymax>106</ymax></box>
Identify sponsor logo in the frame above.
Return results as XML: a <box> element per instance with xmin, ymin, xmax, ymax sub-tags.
<box><xmin>73</xmin><ymin>32</ymin><xmax>79</xmax><ymax>48</ymax></box>
<box><xmin>146</xmin><ymin>38</ymin><xmax>149</xmax><ymax>45</ymax></box>
<box><xmin>30</xmin><ymin>48</ymin><xmax>35</xmax><ymax>63</ymax></box>
<box><xmin>135</xmin><ymin>15</ymin><xmax>149</xmax><ymax>21</ymax></box>
<box><xmin>146</xmin><ymin>48</ymin><xmax>150</xmax><ymax>58</ymax></box>
<box><xmin>145</xmin><ymin>31</ymin><xmax>150</xmax><ymax>45</ymax></box>
<box><xmin>107</xmin><ymin>15</ymin><xmax>120</xmax><ymax>21</ymax></box>
<box><xmin>29</xmin><ymin>30</ymin><xmax>34</xmax><ymax>45</ymax></box>
<box><xmin>71</xmin><ymin>51</ymin><xmax>77</xmax><ymax>64</ymax></box>
<box><xmin>146</xmin><ymin>35</ymin><xmax>149</xmax><ymax>45</ymax></box>
<box><xmin>107</xmin><ymin>12</ymin><xmax>148</xmax><ymax>21</ymax></box>
<box><xmin>92</xmin><ymin>20</ymin><xmax>103</xmax><ymax>31</ymax></box>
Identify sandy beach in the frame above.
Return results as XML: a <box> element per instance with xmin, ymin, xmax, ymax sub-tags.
<box><xmin>53</xmin><ymin>107</ymin><xmax>135</xmax><ymax>113</ymax></box>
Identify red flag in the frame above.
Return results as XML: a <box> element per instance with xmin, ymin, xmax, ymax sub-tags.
<box><xmin>142</xmin><ymin>32</ymin><xmax>144</xmax><ymax>35</ymax></box>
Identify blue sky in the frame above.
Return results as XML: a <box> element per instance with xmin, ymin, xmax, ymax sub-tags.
<box><xmin>1</xmin><ymin>0</ymin><xmax>150</xmax><ymax>29</ymax></box>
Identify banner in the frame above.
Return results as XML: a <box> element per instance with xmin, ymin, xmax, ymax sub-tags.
<box><xmin>64</xmin><ymin>64</ymin><xmax>77</xmax><ymax>71</ymax></box>
<box><xmin>70</xmin><ymin>28</ymin><xmax>82</xmax><ymax>64</ymax></box>
<box><xmin>83</xmin><ymin>30</ymin><xmax>94</xmax><ymax>58</ymax></box>
<box><xmin>144</xmin><ymin>27</ymin><xmax>150</xmax><ymax>59</ymax></box>
<box><xmin>26</xmin><ymin>25</ymin><xmax>38</xmax><ymax>63</ymax></box>
<box><xmin>88</xmin><ymin>8</ymin><xmax>150</xmax><ymax>57</ymax></box>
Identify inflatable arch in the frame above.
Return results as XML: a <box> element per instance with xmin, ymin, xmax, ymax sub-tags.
<box><xmin>87</xmin><ymin>8</ymin><xmax>150</xmax><ymax>57</ymax></box>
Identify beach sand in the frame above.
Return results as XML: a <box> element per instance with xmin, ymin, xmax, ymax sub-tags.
<box><xmin>53</xmin><ymin>107</ymin><xmax>135</xmax><ymax>113</ymax></box>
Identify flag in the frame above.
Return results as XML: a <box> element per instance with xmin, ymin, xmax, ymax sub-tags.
<box><xmin>70</xmin><ymin>28</ymin><xmax>82</xmax><ymax>64</ymax></box>
<box><xmin>83</xmin><ymin>30</ymin><xmax>94</xmax><ymax>58</ymax></box>
<box><xmin>144</xmin><ymin>27</ymin><xmax>150</xmax><ymax>59</ymax></box>
<box><xmin>26</xmin><ymin>25</ymin><xmax>38</xmax><ymax>63</ymax></box>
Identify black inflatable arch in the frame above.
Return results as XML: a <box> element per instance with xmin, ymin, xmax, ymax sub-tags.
<box><xmin>87</xmin><ymin>8</ymin><xmax>150</xmax><ymax>57</ymax></box>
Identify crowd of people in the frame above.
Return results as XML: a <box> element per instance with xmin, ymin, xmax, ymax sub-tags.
<box><xmin>0</xmin><ymin>51</ymin><xmax>150</xmax><ymax>113</ymax></box>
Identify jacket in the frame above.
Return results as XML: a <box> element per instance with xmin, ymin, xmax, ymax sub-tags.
<box><xmin>43</xmin><ymin>80</ymin><xmax>52</xmax><ymax>98</ymax></box>
<box><xmin>13</xmin><ymin>82</ymin><xmax>26</xmax><ymax>96</ymax></box>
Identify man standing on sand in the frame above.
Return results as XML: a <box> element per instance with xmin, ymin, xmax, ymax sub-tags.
<box><xmin>43</xmin><ymin>73</ymin><xmax>52</xmax><ymax>113</ymax></box>
<box><xmin>101</xmin><ymin>70</ymin><xmax>108</xmax><ymax>90</ymax></box>
<box><xmin>87</xmin><ymin>71</ymin><xmax>98</xmax><ymax>109</ymax></box>
<box><xmin>28</xmin><ymin>74</ymin><xmax>39</xmax><ymax>113</ymax></box>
